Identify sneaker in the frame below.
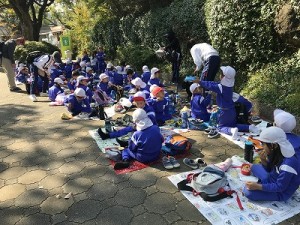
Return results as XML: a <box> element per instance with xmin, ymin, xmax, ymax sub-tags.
<box><xmin>29</xmin><ymin>94</ymin><xmax>37</xmax><ymax>102</ymax></box>
<box><xmin>10</xmin><ymin>86</ymin><xmax>22</xmax><ymax>92</ymax></box>
<box><xmin>169</xmin><ymin>156</ymin><xmax>180</xmax><ymax>168</ymax></box>
<box><xmin>105</xmin><ymin>150</ymin><xmax>122</xmax><ymax>162</ymax></box>
<box><xmin>162</xmin><ymin>156</ymin><xmax>173</xmax><ymax>170</ymax></box>
<box><xmin>194</xmin><ymin>158</ymin><xmax>207</xmax><ymax>167</ymax></box>
<box><xmin>40</xmin><ymin>92</ymin><xmax>49</xmax><ymax>97</ymax></box>
<box><xmin>183</xmin><ymin>158</ymin><xmax>199</xmax><ymax>170</ymax></box>
<box><xmin>204</xmin><ymin>127</ymin><xmax>212</xmax><ymax>134</ymax></box>
<box><xmin>207</xmin><ymin>129</ymin><xmax>220</xmax><ymax>138</ymax></box>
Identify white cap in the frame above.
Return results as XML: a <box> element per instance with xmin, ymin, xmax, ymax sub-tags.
<box><xmin>220</xmin><ymin>66</ymin><xmax>236</xmax><ymax>87</ymax></box>
<box><xmin>115</xmin><ymin>66</ymin><xmax>122</xmax><ymax>73</ymax></box>
<box><xmin>99</xmin><ymin>73</ymin><xmax>109</xmax><ymax>81</ymax></box>
<box><xmin>133</xmin><ymin>91</ymin><xmax>146</xmax><ymax>101</ymax></box>
<box><xmin>106</xmin><ymin>62</ymin><xmax>113</xmax><ymax>69</ymax></box>
<box><xmin>86</xmin><ymin>67</ymin><xmax>93</xmax><ymax>72</ymax></box>
<box><xmin>54</xmin><ymin>77</ymin><xmax>64</xmax><ymax>84</ymax></box>
<box><xmin>190</xmin><ymin>83</ymin><xmax>200</xmax><ymax>93</ymax></box>
<box><xmin>274</xmin><ymin>109</ymin><xmax>296</xmax><ymax>133</ymax></box>
<box><xmin>254</xmin><ymin>126</ymin><xmax>295</xmax><ymax>158</ymax></box>
<box><xmin>125</xmin><ymin>65</ymin><xmax>131</xmax><ymax>70</ymax></box>
<box><xmin>149</xmin><ymin>84</ymin><xmax>158</xmax><ymax>93</ymax></box>
<box><xmin>18</xmin><ymin>63</ymin><xmax>26</xmax><ymax>71</ymax></box>
<box><xmin>66</xmin><ymin>59</ymin><xmax>72</xmax><ymax>64</ymax></box>
<box><xmin>74</xmin><ymin>88</ymin><xmax>86</xmax><ymax>98</ymax></box>
<box><xmin>150</xmin><ymin>67</ymin><xmax>160</xmax><ymax>79</ymax></box>
<box><xmin>142</xmin><ymin>65</ymin><xmax>149</xmax><ymax>72</ymax></box>
<box><xmin>132</xmin><ymin>108</ymin><xmax>153</xmax><ymax>131</ymax></box>
<box><xmin>79</xmin><ymin>61</ymin><xmax>86</xmax><ymax>67</ymax></box>
<box><xmin>119</xmin><ymin>97</ymin><xmax>132</xmax><ymax>108</ymax></box>
<box><xmin>131</xmin><ymin>77</ymin><xmax>146</xmax><ymax>88</ymax></box>
<box><xmin>76</xmin><ymin>75</ymin><xmax>88</xmax><ymax>86</ymax></box>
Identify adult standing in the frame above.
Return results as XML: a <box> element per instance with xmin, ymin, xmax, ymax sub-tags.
<box><xmin>1</xmin><ymin>37</ymin><xmax>25</xmax><ymax>92</ymax></box>
<box><xmin>189</xmin><ymin>40</ymin><xmax>221</xmax><ymax>83</ymax></box>
<box><xmin>164</xmin><ymin>31</ymin><xmax>182</xmax><ymax>84</ymax></box>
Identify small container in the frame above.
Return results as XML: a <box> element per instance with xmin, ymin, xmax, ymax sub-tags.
<box><xmin>244</xmin><ymin>141</ymin><xmax>254</xmax><ymax>163</ymax></box>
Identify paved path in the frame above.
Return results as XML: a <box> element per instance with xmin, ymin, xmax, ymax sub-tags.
<box><xmin>0</xmin><ymin>73</ymin><xmax>299</xmax><ymax>224</ymax></box>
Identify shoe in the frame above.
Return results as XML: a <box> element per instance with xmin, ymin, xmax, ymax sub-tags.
<box><xmin>169</xmin><ymin>156</ymin><xmax>180</xmax><ymax>168</ymax></box>
<box><xmin>97</xmin><ymin>128</ymin><xmax>110</xmax><ymax>140</ymax></box>
<box><xmin>183</xmin><ymin>158</ymin><xmax>199</xmax><ymax>170</ymax></box>
<box><xmin>207</xmin><ymin>129</ymin><xmax>220</xmax><ymax>138</ymax></box>
<box><xmin>40</xmin><ymin>92</ymin><xmax>48</xmax><ymax>97</ymax></box>
<box><xmin>204</xmin><ymin>127</ymin><xmax>212</xmax><ymax>134</ymax></box>
<box><xmin>194</xmin><ymin>158</ymin><xmax>206</xmax><ymax>167</ymax></box>
<box><xmin>105</xmin><ymin>150</ymin><xmax>122</xmax><ymax>162</ymax></box>
<box><xmin>10</xmin><ymin>86</ymin><xmax>22</xmax><ymax>92</ymax></box>
<box><xmin>29</xmin><ymin>94</ymin><xmax>37</xmax><ymax>102</ymax></box>
<box><xmin>114</xmin><ymin>160</ymin><xmax>130</xmax><ymax>170</ymax></box>
<box><xmin>162</xmin><ymin>156</ymin><xmax>173</xmax><ymax>170</ymax></box>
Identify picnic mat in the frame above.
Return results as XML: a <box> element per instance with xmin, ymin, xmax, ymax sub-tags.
<box><xmin>168</xmin><ymin>156</ymin><xmax>300</xmax><ymax>225</ymax></box>
<box><xmin>89</xmin><ymin>127</ymin><xmax>191</xmax><ymax>174</ymax></box>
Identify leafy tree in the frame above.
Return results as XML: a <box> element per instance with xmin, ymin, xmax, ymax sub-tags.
<box><xmin>0</xmin><ymin>0</ymin><xmax>55</xmax><ymax>40</ymax></box>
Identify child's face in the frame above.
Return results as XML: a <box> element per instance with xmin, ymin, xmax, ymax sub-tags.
<box><xmin>193</xmin><ymin>87</ymin><xmax>202</xmax><ymax>94</ymax></box>
<box><xmin>102</xmin><ymin>78</ymin><xmax>109</xmax><ymax>83</ymax></box>
<box><xmin>154</xmin><ymin>72</ymin><xmax>160</xmax><ymax>78</ymax></box>
<box><xmin>80</xmin><ymin>80</ymin><xmax>88</xmax><ymax>86</ymax></box>
<box><xmin>156</xmin><ymin>91</ymin><xmax>165</xmax><ymax>100</ymax></box>
<box><xmin>75</xmin><ymin>95</ymin><xmax>85</xmax><ymax>102</ymax></box>
<box><xmin>134</xmin><ymin>100</ymin><xmax>145</xmax><ymax>108</ymax></box>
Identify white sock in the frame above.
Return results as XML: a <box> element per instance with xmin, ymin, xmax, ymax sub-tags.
<box><xmin>231</xmin><ymin>127</ymin><xmax>239</xmax><ymax>140</ymax></box>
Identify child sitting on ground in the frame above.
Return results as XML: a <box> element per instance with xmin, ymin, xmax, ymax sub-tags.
<box><xmin>148</xmin><ymin>86</ymin><xmax>172</xmax><ymax>126</ymax></box>
<box><xmin>147</xmin><ymin>67</ymin><xmax>164</xmax><ymax>89</ymax></box>
<box><xmin>129</xmin><ymin>78</ymin><xmax>148</xmax><ymax>101</ymax></box>
<box><xmin>67</xmin><ymin>70</ymin><xmax>80</xmax><ymax>93</ymax></box>
<box><xmin>141</xmin><ymin>65</ymin><xmax>151</xmax><ymax>84</ymax></box>
<box><xmin>76</xmin><ymin>75</ymin><xmax>93</xmax><ymax>103</ymax></box>
<box><xmin>97</xmin><ymin>91</ymin><xmax>157</xmax><ymax>139</ymax></box>
<box><xmin>48</xmin><ymin>77</ymin><xmax>65</xmax><ymax>102</ymax></box>
<box><xmin>97</xmin><ymin>73</ymin><xmax>113</xmax><ymax>96</ymax></box>
<box><xmin>189</xmin><ymin>83</ymin><xmax>211</xmax><ymax>122</ymax></box>
<box><xmin>113</xmin><ymin>108</ymin><xmax>164</xmax><ymax>170</ymax></box>
<box><xmin>113</xmin><ymin>66</ymin><xmax>124</xmax><ymax>86</ymax></box>
<box><xmin>243</xmin><ymin>126</ymin><xmax>300</xmax><ymax>201</ymax></box>
<box><xmin>63</xmin><ymin>88</ymin><xmax>91</xmax><ymax>117</ymax></box>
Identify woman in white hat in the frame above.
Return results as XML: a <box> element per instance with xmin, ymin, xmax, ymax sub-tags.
<box><xmin>113</xmin><ymin>108</ymin><xmax>164</xmax><ymax>170</ymax></box>
<box><xmin>243</xmin><ymin>126</ymin><xmax>300</xmax><ymax>201</ymax></box>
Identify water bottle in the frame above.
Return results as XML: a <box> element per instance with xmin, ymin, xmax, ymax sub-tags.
<box><xmin>244</xmin><ymin>141</ymin><xmax>254</xmax><ymax>163</ymax></box>
<box><xmin>181</xmin><ymin>112</ymin><xmax>189</xmax><ymax>129</ymax></box>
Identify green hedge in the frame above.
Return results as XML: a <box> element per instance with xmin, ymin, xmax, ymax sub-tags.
<box><xmin>204</xmin><ymin>0</ymin><xmax>289</xmax><ymax>90</ymax></box>
<box><xmin>242</xmin><ymin>50</ymin><xmax>300</xmax><ymax>116</ymax></box>
<box><xmin>14</xmin><ymin>41</ymin><xmax>60</xmax><ymax>63</ymax></box>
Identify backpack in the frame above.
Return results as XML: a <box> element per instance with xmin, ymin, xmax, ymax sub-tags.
<box><xmin>163</xmin><ymin>134</ymin><xmax>191</xmax><ymax>155</ymax></box>
<box><xmin>25</xmin><ymin>51</ymin><xmax>45</xmax><ymax>66</ymax></box>
<box><xmin>235</xmin><ymin>102</ymin><xmax>249</xmax><ymax>124</ymax></box>
<box><xmin>177</xmin><ymin>165</ymin><xmax>243</xmax><ymax>209</ymax></box>
<box><xmin>93</xmin><ymin>89</ymin><xmax>111</xmax><ymax>106</ymax></box>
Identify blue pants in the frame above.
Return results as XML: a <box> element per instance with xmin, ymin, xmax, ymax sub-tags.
<box><xmin>30</xmin><ymin>74</ymin><xmax>49</xmax><ymax>94</ymax></box>
<box><xmin>243</xmin><ymin>164</ymin><xmax>282</xmax><ymax>201</ymax></box>
<box><xmin>122</xmin><ymin>148</ymin><xmax>160</xmax><ymax>163</ymax></box>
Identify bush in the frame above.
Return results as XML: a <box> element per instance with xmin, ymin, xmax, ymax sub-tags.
<box><xmin>242</xmin><ymin>49</ymin><xmax>300</xmax><ymax>116</ymax></box>
<box><xmin>14</xmin><ymin>41</ymin><xmax>60</xmax><ymax>63</ymax></box>
<box><xmin>204</xmin><ymin>0</ymin><xmax>292</xmax><ymax>90</ymax></box>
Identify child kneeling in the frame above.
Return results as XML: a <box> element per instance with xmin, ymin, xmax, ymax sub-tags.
<box><xmin>114</xmin><ymin>108</ymin><xmax>164</xmax><ymax>170</ymax></box>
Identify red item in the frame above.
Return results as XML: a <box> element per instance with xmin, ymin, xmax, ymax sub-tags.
<box><xmin>241</xmin><ymin>163</ymin><xmax>251</xmax><ymax>176</ymax></box>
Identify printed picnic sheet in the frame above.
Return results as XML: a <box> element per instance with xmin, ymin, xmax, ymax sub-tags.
<box><xmin>168</xmin><ymin>157</ymin><xmax>300</xmax><ymax>225</ymax></box>
<box><xmin>220</xmin><ymin>121</ymin><xmax>269</xmax><ymax>149</ymax></box>
<box><xmin>89</xmin><ymin>129</ymin><xmax>120</xmax><ymax>153</ymax></box>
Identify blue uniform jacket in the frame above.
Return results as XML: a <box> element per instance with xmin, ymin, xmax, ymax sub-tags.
<box><xmin>124</xmin><ymin>125</ymin><xmax>163</xmax><ymax>163</ymax></box>
<box><xmin>148</xmin><ymin>97</ymin><xmax>172</xmax><ymax>122</ymax></box>
<box><xmin>141</xmin><ymin>71</ymin><xmax>151</xmax><ymax>83</ymax></box>
<box><xmin>97</xmin><ymin>82</ymin><xmax>112</xmax><ymax>96</ymax></box>
<box><xmin>64</xmin><ymin>94</ymin><xmax>91</xmax><ymax>116</ymax></box>
<box><xmin>286</xmin><ymin>133</ymin><xmax>300</xmax><ymax>153</ymax></box>
<box><xmin>64</xmin><ymin>64</ymin><xmax>73</xmax><ymax>79</ymax></box>
<box><xmin>48</xmin><ymin>84</ymin><xmax>63</xmax><ymax>101</ymax></box>
<box><xmin>77</xmin><ymin>84</ymin><xmax>93</xmax><ymax>103</ymax></box>
<box><xmin>190</xmin><ymin>93</ymin><xmax>211</xmax><ymax>121</ymax></box>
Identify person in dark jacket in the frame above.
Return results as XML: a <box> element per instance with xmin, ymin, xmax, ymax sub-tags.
<box><xmin>1</xmin><ymin>37</ymin><xmax>25</xmax><ymax>91</ymax></box>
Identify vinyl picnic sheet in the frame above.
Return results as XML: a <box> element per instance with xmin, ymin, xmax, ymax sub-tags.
<box><xmin>168</xmin><ymin>161</ymin><xmax>300</xmax><ymax>225</ymax></box>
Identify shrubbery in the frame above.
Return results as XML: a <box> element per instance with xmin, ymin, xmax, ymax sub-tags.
<box><xmin>14</xmin><ymin>41</ymin><xmax>60</xmax><ymax>62</ymax></box>
<box><xmin>242</xmin><ymin>50</ymin><xmax>300</xmax><ymax>116</ymax></box>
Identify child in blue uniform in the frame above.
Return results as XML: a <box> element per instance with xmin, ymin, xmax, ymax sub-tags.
<box><xmin>243</xmin><ymin>126</ymin><xmax>300</xmax><ymax>201</ymax></box>
<box><xmin>96</xmin><ymin>47</ymin><xmax>106</xmax><ymax>73</ymax></box>
<box><xmin>67</xmin><ymin>70</ymin><xmax>79</xmax><ymax>93</ymax></box>
<box><xmin>114</xmin><ymin>108</ymin><xmax>164</xmax><ymax>170</ymax></box>
<box><xmin>97</xmin><ymin>73</ymin><xmax>112</xmax><ymax>96</ymax></box>
<box><xmin>48</xmin><ymin>77</ymin><xmax>64</xmax><ymax>102</ymax></box>
<box><xmin>49</xmin><ymin>63</ymin><xmax>63</xmax><ymax>87</ymax></box>
<box><xmin>98</xmin><ymin>91</ymin><xmax>157</xmax><ymax>139</ymax></box>
<box><xmin>64</xmin><ymin>88</ymin><xmax>91</xmax><ymax>116</ymax></box>
<box><xmin>233</xmin><ymin>92</ymin><xmax>253</xmax><ymax>124</ymax></box>
<box><xmin>113</xmin><ymin>66</ymin><xmax>124</xmax><ymax>86</ymax></box>
<box><xmin>189</xmin><ymin>83</ymin><xmax>211</xmax><ymax>122</ymax></box>
<box><xmin>64</xmin><ymin>59</ymin><xmax>73</xmax><ymax>80</ymax></box>
<box><xmin>273</xmin><ymin>109</ymin><xmax>300</xmax><ymax>153</ymax></box>
<box><xmin>148</xmin><ymin>86</ymin><xmax>172</xmax><ymax>126</ymax></box>
<box><xmin>199</xmin><ymin>66</ymin><xmax>258</xmax><ymax>138</ymax></box>
<box><xmin>141</xmin><ymin>65</ymin><xmax>151</xmax><ymax>84</ymax></box>
<box><xmin>76</xmin><ymin>75</ymin><xmax>93</xmax><ymax>103</ymax></box>
<box><xmin>147</xmin><ymin>67</ymin><xmax>164</xmax><ymax>89</ymax></box>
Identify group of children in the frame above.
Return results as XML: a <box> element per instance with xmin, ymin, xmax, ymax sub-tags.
<box><xmin>13</xmin><ymin>46</ymin><xmax>300</xmax><ymax>203</ymax></box>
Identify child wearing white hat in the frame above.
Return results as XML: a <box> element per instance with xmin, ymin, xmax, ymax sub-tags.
<box><xmin>141</xmin><ymin>65</ymin><xmax>151</xmax><ymax>84</ymax></box>
<box><xmin>113</xmin><ymin>108</ymin><xmax>164</xmax><ymax>170</ymax></box>
<box><xmin>97</xmin><ymin>73</ymin><xmax>113</xmax><ymax>96</ymax></box>
<box><xmin>273</xmin><ymin>109</ymin><xmax>300</xmax><ymax>153</ymax></box>
<box><xmin>147</xmin><ymin>67</ymin><xmax>164</xmax><ymax>90</ymax></box>
<box><xmin>76</xmin><ymin>75</ymin><xmax>93</xmax><ymax>103</ymax></box>
<box><xmin>243</xmin><ymin>126</ymin><xmax>300</xmax><ymax>201</ymax></box>
<box><xmin>189</xmin><ymin>83</ymin><xmax>211</xmax><ymax>122</ymax></box>
<box><xmin>48</xmin><ymin>77</ymin><xmax>64</xmax><ymax>102</ymax></box>
<box><xmin>63</xmin><ymin>88</ymin><xmax>91</xmax><ymax>116</ymax></box>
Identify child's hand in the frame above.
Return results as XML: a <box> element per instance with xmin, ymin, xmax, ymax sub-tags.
<box><xmin>245</xmin><ymin>182</ymin><xmax>262</xmax><ymax>190</ymax></box>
